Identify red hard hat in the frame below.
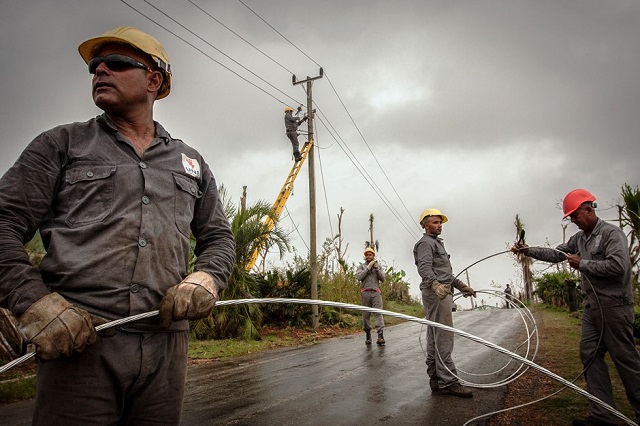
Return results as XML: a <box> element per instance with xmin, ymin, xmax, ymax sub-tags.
<box><xmin>562</xmin><ymin>189</ymin><xmax>596</xmax><ymax>218</ymax></box>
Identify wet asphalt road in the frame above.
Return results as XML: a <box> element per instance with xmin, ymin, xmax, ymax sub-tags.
<box><xmin>0</xmin><ymin>308</ymin><xmax>525</xmax><ymax>425</ymax></box>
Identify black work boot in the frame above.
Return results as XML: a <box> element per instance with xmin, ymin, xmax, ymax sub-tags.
<box><xmin>294</xmin><ymin>151</ymin><xmax>302</xmax><ymax>162</ymax></box>
<box><xmin>376</xmin><ymin>331</ymin><xmax>385</xmax><ymax>346</ymax></box>
<box><xmin>365</xmin><ymin>331</ymin><xmax>372</xmax><ymax>345</ymax></box>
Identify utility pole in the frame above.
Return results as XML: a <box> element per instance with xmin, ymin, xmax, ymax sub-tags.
<box><xmin>293</xmin><ymin>68</ymin><xmax>323</xmax><ymax>329</ymax></box>
<box><xmin>465</xmin><ymin>270</ymin><xmax>476</xmax><ymax>309</ymax></box>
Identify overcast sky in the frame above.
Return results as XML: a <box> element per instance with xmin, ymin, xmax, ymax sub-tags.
<box><xmin>1</xmin><ymin>0</ymin><xmax>639</xmax><ymax>303</ymax></box>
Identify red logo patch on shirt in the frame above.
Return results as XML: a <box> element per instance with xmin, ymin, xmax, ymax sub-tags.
<box><xmin>181</xmin><ymin>153</ymin><xmax>200</xmax><ymax>178</ymax></box>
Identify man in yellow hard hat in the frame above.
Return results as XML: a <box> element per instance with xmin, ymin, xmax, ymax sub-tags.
<box><xmin>413</xmin><ymin>208</ymin><xmax>476</xmax><ymax>398</ymax></box>
<box><xmin>512</xmin><ymin>189</ymin><xmax>640</xmax><ymax>425</ymax></box>
<box><xmin>0</xmin><ymin>26</ymin><xmax>235</xmax><ymax>424</ymax></box>
<box><xmin>284</xmin><ymin>106</ymin><xmax>307</xmax><ymax>162</ymax></box>
<box><xmin>356</xmin><ymin>247</ymin><xmax>386</xmax><ymax>345</ymax></box>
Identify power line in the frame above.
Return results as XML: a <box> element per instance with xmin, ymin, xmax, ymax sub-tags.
<box><xmin>142</xmin><ymin>0</ymin><xmax>301</xmax><ymax>106</ymax></box>
<box><xmin>237</xmin><ymin>0</ymin><xmax>321</xmax><ymax>68</ymax></box>
<box><xmin>236</xmin><ymin>0</ymin><xmax>420</xmax><ymax>238</ymax></box>
<box><xmin>120</xmin><ymin>0</ymin><xmax>301</xmax><ymax>108</ymax></box>
<box><xmin>323</xmin><ymin>72</ymin><xmax>419</xmax><ymax>234</ymax></box>
<box><xmin>126</xmin><ymin>0</ymin><xmax>420</xmax><ymax>239</ymax></box>
<box><xmin>313</xmin><ymin>127</ymin><xmax>335</xmax><ymax>239</ymax></box>
<box><xmin>188</xmin><ymin>0</ymin><xmax>295</xmax><ymax>76</ymax></box>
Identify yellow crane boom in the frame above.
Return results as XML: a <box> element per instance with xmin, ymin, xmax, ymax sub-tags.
<box><xmin>245</xmin><ymin>139</ymin><xmax>314</xmax><ymax>271</ymax></box>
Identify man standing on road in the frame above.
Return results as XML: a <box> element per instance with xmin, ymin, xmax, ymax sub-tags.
<box><xmin>356</xmin><ymin>247</ymin><xmax>386</xmax><ymax>345</ymax></box>
<box><xmin>512</xmin><ymin>189</ymin><xmax>640</xmax><ymax>426</ymax></box>
<box><xmin>0</xmin><ymin>26</ymin><xmax>235</xmax><ymax>424</ymax></box>
<box><xmin>284</xmin><ymin>106</ymin><xmax>307</xmax><ymax>162</ymax></box>
<box><xmin>504</xmin><ymin>284</ymin><xmax>513</xmax><ymax>308</ymax></box>
<box><xmin>413</xmin><ymin>208</ymin><xmax>476</xmax><ymax>398</ymax></box>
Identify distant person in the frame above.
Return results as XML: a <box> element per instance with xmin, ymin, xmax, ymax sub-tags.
<box><xmin>414</xmin><ymin>208</ymin><xmax>476</xmax><ymax>398</ymax></box>
<box><xmin>356</xmin><ymin>247</ymin><xmax>386</xmax><ymax>345</ymax></box>
<box><xmin>0</xmin><ymin>26</ymin><xmax>235</xmax><ymax>424</ymax></box>
<box><xmin>504</xmin><ymin>284</ymin><xmax>513</xmax><ymax>308</ymax></box>
<box><xmin>284</xmin><ymin>106</ymin><xmax>307</xmax><ymax>162</ymax></box>
<box><xmin>512</xmin><ymin>189</ymin><xmax>640</xmax><ymax>426</ymax></box>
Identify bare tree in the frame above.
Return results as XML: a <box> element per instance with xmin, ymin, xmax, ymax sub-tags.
<box><xmin>514</xmin><ymin>214</ymin><xmax>533</xmax><ymax>302</ymax></box>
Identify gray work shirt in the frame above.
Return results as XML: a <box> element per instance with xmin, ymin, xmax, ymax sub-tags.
<box><xmin>413</xmin><ymin>232</ymin><xmax>464</xmax><ymax>291</ymax></box>
<box><xmin>356</xmin><ymin>262</ymin><xmax>385</xmax><ymax>290</ymax></box>
<box><xmin>526</xmin><ymin>218</ymin><xmax>632</xmax><ymax>308</ymax></box>
<box><xmin>0</xmin><ymin>115</ymin><xmax>235</xmax><ymax>331</ymax></box>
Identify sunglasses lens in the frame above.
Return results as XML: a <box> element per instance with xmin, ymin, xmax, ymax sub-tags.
<box><xmin>88</xmin><ymin>55</ymin><xmax>148</xmax><ymax>74</ymax></box>
<box><xmin>104</xmin><ymin>59</ymin><xmax>130</xmax><ymax>71</ymax></box>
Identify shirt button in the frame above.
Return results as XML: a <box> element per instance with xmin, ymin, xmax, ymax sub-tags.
<box><xmin>190</xmin><ymin>187</ymin><xmax>196</xmax><ymax>194</ymax></box>
<box><xmin>138</xmin><ymin>238</ymin><xmax>147</xmax><ymax>247</ymax></box>
<box><xmin>142</xmin><ymin>196</ymin><xmax>150</xmax><ymax>204</ymax></box>
<box><xmin>130</xmin><ymin>283</ymin><xmax>140</xmax><ymax>293</ymax></box>
<box><xmin>139</xmin><ymin>162</ymin><xmax>147</xmax><ymax>169</ymax></box>
<box><xmin>86</xmin><ymin>171</ymin><xmax>94</xmax><ymax>178</ymax></box>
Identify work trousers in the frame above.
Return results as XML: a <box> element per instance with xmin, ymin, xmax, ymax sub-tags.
<box><xmin>286</xmin><ymin>130</ymin><xmax>300</xmax><ymax>155</ymax></box>
<box><xmin>422</xmin><ymin>287</ymin><xmax>459</xmax><ymax>388</ymax></box>
<box><xmin>33</xmin><ymin>330</ymin><xmax>189</xmax><ymax>425</ymax></box>
<box><xmin>361</xmin><ymin>290</ymin><xmax>384</xmax><ymax>332</ymax></box>
<box><xmin>580</xmin><ymin>305</ymin><xmax>640</xmax><ymax>423</ymax></box>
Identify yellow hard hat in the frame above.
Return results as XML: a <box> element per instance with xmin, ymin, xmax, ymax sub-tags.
<box><xmin>364</xmin><ymin>247</ymin><xmax>376</xmax><ymax>256</ymax></box>
<box><xmin>78</xmin><ymin>26</ymin><xmax>172</xmax><ymax>99</ymax></box>
<box><xmin>284</xmin><ymin>106</ymin><xmax>294</xmax><ymax>112</ymax></box>
<box><xmin>419</xmin><ymin>208</ymin><xmax>448</xmax><ymax>225</ymax></box>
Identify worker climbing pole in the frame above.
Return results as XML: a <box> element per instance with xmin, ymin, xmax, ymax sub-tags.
<box><xmin>284</xmin><ymin>106</ymin><xmax>307</xmax><ymax>161</ymax></box>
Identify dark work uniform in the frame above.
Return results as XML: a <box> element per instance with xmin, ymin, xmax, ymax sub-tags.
<box><xmin>284</xmin><ymin>111</ymin><xmax>306</xmax><ymax>160</ymax></box>
<box><xmin>0</xmin><ymin>114</ymin><xmax>235</xmax><ymax>424</ymax></box>
<box><xmin>526</xmin><ymin>219</ymin><xmax>640</xmax><ymax>424</ymax></box>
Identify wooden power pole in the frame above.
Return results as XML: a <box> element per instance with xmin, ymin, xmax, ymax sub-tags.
<box><xmin>293</xmin><ymin>69</ymin><xmax>323</xmax><ymax>329</ymax></box>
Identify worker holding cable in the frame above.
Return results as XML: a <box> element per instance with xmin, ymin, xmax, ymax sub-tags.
<box><xmin>512</xmin><ymin>189</ymin><xmax>640</xmax><ymax>426</ymax></box>
<box><xmin>0</xmin><ymin>26</ymin><xmax>235</xmax><ymax>424</ymax></box>
<box><xmin>356</xmin><ymin>247</ymin><xmax>386</xmax><ymax>345</ymax></box>
<box><xmin>413</xmin><ymin>208</ymin><xmax>476</xmax><ymax>398</ymax></box>
<box><xmin>284</xmin><ymin>106</ymin><xmax>307</xmax><ymax>162</ymax></box>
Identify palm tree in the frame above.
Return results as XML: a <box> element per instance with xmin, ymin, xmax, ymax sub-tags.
<box><xmin>619</xmin><ymin>184</ymin><xmax>640</xmax><ymax>301</ymax></box>
<box><xmin>190</xmin><ymin>186</ymin><xmax>292</xmax><ymax>340</ymax></box>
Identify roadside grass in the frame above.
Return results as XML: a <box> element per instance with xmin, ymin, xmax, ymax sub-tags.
<box><xmin>490</xmin><ymin>304</ymin><xmax>637</xmax><ymax>425</ymax></box>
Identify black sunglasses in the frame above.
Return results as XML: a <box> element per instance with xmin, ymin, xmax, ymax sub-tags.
<box><xmin>88</xmin><ymin>54</ymin><xmax>151</xmax><ymax>74</ymax></box>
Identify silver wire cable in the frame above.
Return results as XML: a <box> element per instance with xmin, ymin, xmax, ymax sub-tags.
<box><xmin>0</xmin><ymin>298</ymin><xmax>634</xmax><ymax>425</ymax></box>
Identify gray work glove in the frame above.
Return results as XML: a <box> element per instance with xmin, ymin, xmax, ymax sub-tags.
<box><xmin>160</xmin><ymin>271</ymin><xmax>218</xmax><ymax>328</ymax></box>
<box><xmin>367</xmin><ymin>260</ymin><xmax>378</xmax><ymax>270</ymax></box>
<box><xmin>18</xmin><ymin>293</ymin><xmax>97</xmax><ymax>361</ymax></box>
<box><xmin>431</xmin><ymin>281</ymin><xmax>452</xmax><ymax>300</ymax></box>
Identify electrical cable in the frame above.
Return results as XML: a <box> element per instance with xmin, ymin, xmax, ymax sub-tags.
<box><xmin>126</xmin><ymin>0</ymin><xmax>421</xmax><ymax>241</ymax></box>
<box><xmin>235</xmin><ymin>0</ymin><xmax>420</xmax><ymax>239</ymax></box>
<box><xmin>313</xmin><ymin>128</ymin><xmax>336</xmax><ymax>238</ymax></box>
<box><xmin>188</xmin><ymin>0</ymin><xmax>295</xmax><ymax>75</ymax></box>
<box><xmin>141</xmin><ymin>0</ymin><xmax>301</xmax><ymax>106</ymax></box>
<box><xmin>434</xmin><ymin>243</ymin><xmax>614</xmax><ymax>424</ymax></box>
<box><xmin>1</xmin><ymin>299</ymin><xmax>633</xmax><ymax>425</ymax></box>
<box><xmin>120</xmin><ymin>0</ymin><xmax>302</xmax><ymax>108</ymax></box>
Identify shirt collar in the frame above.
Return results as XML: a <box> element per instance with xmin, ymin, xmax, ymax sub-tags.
<box><xmin>97</xmin><ymin>114</ymin><xmax>172</xmax><ymax>144</ymax></box>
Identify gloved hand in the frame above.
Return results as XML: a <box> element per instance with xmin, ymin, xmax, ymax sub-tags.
<box><xmin>367</xmin><ymin>260</ymin><xmax>377</xmax><ymax>270</ymax></box>
<box><xmin>160</xmin><ymin>271</ymin><xmax>218</xmax><ymax>328</ymax></box>
<box><xmin>18</xmin><ymin>292</ymin><xmax>97</xmax><ymax>361</ymax></box>
<box><xmin>457</xmin><ymin>284</ymin><xmax>477</xmax><ymax>298</ymax></box>
<box><xmin>511</xmin><ymin>243</ymin><xmax>529</xmax><ymax>254</ymax></box>
<box><xmin>431</xmin><ymin>281</ymin><xmax>451</xmax><ymax>300</ymax></box>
